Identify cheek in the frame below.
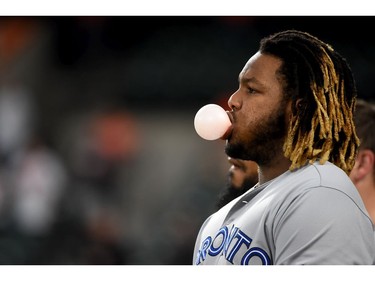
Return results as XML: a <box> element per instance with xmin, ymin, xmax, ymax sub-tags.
<box><xmin>245</xmin><ymin>166</ymin><xmax>258</xmax><ymax>178</ymax></box>
<box><xmin>236</xmin><ymin>108</ymin><xmax>264</xmax><ymax>136</ymax></box>
<box><xmin>231</xmin><ymin>121</ymin><xmax>252</xmax><ymax>146</ymax></box>
<box><xmin>231</xmin><ymin>170</ymin><xmax>246</xmax><ymax>188</ymax></box>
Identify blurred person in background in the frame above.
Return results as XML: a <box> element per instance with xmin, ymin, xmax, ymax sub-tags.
<box><xmin>350</xmin><ymin>99</ymin><xmax>375</xmax><ymax>224</ymax></box>
<box><xmin>216</xmin><ymin>157</ymin><xmax>258</xmax><ymax>209</ymax></box>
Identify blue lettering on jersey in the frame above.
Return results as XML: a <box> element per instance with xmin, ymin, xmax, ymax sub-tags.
<box><xmin>195</xmin><ymin>224</ymin><xmax>272</xmax><ymax>265</ymax></box>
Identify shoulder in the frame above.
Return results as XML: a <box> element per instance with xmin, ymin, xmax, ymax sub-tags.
<box><xmin>305</xmin><ymin>161</ymin><xmax>365</xmax><ymax>207</ymax></box>
<box><xmin>288</xmin><ymin>161</ymin><xmax>361</xmax><ymax>199</ymax></box>
<box><xmin>269</xmin><ymin>161</ymin><xmax>371</xmax><ymax>222</ymax></box>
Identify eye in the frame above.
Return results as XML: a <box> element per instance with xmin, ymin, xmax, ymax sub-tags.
<box><xmin>247</xmin><ymin>87</ymin><xmax>257</xmax><ymax>94</ymax></box>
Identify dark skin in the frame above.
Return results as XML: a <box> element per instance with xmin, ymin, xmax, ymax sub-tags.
<box><xmin>216</xmin><ymin>158</ymin><xmax>259</xmax><ymax>209</ymax></box>
<box><xmin>227</xmin><ymin>157</ymin><xmax>258</xmax><ymax>189</ymax></box>
<box><xmin>226</xmin><ymin>52</ymin><xmax>294</xmax><ymax>185</ymax></box>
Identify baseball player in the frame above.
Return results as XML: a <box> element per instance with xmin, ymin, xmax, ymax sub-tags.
<box><xmin>193</xmin><ymin>30</ymin><xmax>375</xmax><ymax>265</ymax></box>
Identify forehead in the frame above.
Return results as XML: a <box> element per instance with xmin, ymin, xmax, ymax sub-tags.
<box><xmin>240</xmin><ymin>51</ymin><xmax>283</xmax><ymax>83</ymax></box>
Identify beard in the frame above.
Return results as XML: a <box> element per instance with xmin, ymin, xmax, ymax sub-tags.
<box><xmin>216</xmin><ymin>175</ymin><xmax>257</xmax><ymax>209</ymax></box>
<box><xmin>225</xmin><ymin>99</ymin><xmax>288</xmax><ymax>166</ymax></box>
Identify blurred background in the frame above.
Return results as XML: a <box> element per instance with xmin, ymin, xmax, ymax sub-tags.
<box><xmin>0</xmin><ymin>16</ymin><xmax>374</xmax><ymax>265</ymax></box>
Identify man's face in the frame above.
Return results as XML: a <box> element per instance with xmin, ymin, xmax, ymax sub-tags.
<box><xmin>227</xmin><ymin>157</ymin><xmax>258</xmax><ymax>189</ymax></box>
<box><xmin>216</xmin><ymin>158</ymin><xmax>259</xmax><ymax>209</ymax></box>
<box><xmin>225</xmin><ymin>52</ymin><xmax>291</xmax><ymax>165</ymax></box>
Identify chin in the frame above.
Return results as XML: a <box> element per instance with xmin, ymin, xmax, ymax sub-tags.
<box><xmin>225</xmin><ymin>144</ymin><xmax>244</xmax><ymax>160</ymax></box>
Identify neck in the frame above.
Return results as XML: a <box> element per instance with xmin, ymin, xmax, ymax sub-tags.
<box><xmin>355</xmin><ymin>177</ymin><xmax>375</xmax><ymax>224</ymax></box>
<box><xmin>258</xmin><ymin>155</ymin><xmax>292</xmax><ymax>185</ymax></box>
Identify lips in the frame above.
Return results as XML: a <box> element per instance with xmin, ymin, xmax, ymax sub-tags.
<box><xmin>220</xmin><ymin>111</ymin><xmax>234</xmax><ymax>140</ymax></box>
<box><xmin>227</xmin><ymin>110</ymin><xmax>235</xmax><ymax>125</ymax></box>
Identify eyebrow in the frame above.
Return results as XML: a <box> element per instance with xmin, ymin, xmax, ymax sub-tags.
<box><xmin>238</xmin><ymin>75</ymin><xmax>265</xmax><ymax>88</ymax></box>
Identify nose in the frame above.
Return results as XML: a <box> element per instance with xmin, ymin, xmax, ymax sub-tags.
<box><xmin>228</xmin><ymin>90</ymin><xmax>241</xmax><ymax>111</ymax></box>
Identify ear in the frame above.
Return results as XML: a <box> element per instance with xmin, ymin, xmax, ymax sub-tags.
<box><xmin>292</xmin><ymin>98</ymin><xmax>306</xmax><ymax>115</ymax></box>
<box><xmin>351</xmin><ymin>149</ymin><xmax>375</xmax><ymax>181</ymax></box>
<box><xmin>296</xmin><ymin>98</ymin><xmax>304</xmax><ymax>108</ymax></box>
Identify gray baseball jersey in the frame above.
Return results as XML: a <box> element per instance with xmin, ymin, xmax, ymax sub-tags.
<box><xmin>193</xmin><ymin>161</ymin><xmax>375</xmax><ymax>265</ymax></box>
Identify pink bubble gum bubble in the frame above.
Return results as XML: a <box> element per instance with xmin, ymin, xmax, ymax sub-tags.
<box><xmin>194</xmin><ymin>104</ymin><xmax>232</xmax><ymax>140</ymax></box>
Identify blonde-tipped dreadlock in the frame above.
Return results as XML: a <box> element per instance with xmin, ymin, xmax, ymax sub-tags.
<box><xmin>260</xmin><ymin>30</ymin><xmax>359</xmax><ymax>174</ymax></box>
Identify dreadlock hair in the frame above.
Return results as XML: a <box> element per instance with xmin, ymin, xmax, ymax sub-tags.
<box><xmin>259</xmin><ymin>30</ymin><xmax>359</xmax><ymax>174</ymax></box>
